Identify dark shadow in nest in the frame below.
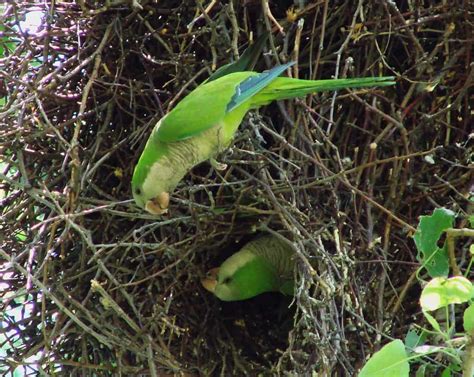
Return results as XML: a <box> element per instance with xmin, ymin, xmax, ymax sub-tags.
<box><xmin>209</xmin><ymin>293</ymin><xmax>295</xmax><ymax>365</ymax></box>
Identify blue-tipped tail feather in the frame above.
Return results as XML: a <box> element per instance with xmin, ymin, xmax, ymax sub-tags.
<box><xmin>226</xmin><ymin>62</ymin><xmax>296</xmax><ymax>113</ymax></box>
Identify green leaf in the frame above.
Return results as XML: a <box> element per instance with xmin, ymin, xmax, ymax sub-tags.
<box><xmin>441</xmin><ymin>367</ymin><xmax>452</xmax><ymax>377</ymax></box>
<box><xmin>463</xmin><ymin>303</ymin><xmax>474</xmax><ymax>332</ymax></box>
<box><xmin>404</xmin><ymin>328</ymin><xmax>426</xmax><ymax>352</ymax></box>
<box><xmin>415</xmin><ymin>364</ymin><xmax>426</xmax><ymax>377</ymax></box>
<box><xmin>359</xmin><ymin>339</ymin><xmax>409</xmax><ymax>377</ymax></box>
<box><xmin>413</xmin><ymin>208</ymin><xmax>455</xmax><ymax>277</ymax></box>
<box><xmin>450</xmin><ymin>362</ymin><xmax>462</xmax><ymax>372</ymax></box>
<box><xmin>15</xmin><ymin>230</ymin><xmax>27</xmax><ymax>242</ymax></box>
<box><xmin>441</xmin><ymin>363</ymin><xmax>462</xmax><ymax>377</ymax></box>
<box><xmin>0</xmin><ymin>17</ymin><xmax>17</xmax><ymax>59</ymax></box>
<box><xmin>422</xmin><ymin>310</ymin><xmax>442</xmax><ymax>333</ymax></box>
<box><xmin>420</xmin><ymin>276</ymin><xmax>474</xmax><ymax>311</ymax></box>
<box><xmin>415</xmin><ymin>364</ymin><xmax>428</xmax><ymax>377</ymax></box>
<box><xmin>211</xmin><ymin>207</ymin><xmax>227</xmax><ymax>215</ymax></box>
<box><xmin>13</xmin><ymin>367</ymin><xmax>26</xmax><ymax>377</ymax></box>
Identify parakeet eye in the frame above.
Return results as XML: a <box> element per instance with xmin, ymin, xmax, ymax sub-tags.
<box><xmin>223</xmin><ymin>277</ymin><xmax>232</xmax><ymax>284</ymax></box>
<box><xmin>135</xmin><ymin>188</ymin><xmax>141</xmax><ymax>195</ymax></box>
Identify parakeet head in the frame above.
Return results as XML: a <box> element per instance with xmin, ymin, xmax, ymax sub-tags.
<box><xmin>201</xmin><ymin>250</ymin><xmax>279</xmax><ymax>301</ymax></box>
<box><xmin>132</xmin><ymin>121</ymin><xmax>172</xmax><ymax>215</ymax></box>
<box><xmin>132</xmin><ymin>158</ymin><xmax>171</xmax><ymax>215</ymax></box>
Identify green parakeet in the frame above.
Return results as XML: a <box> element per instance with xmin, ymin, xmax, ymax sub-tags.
<box><xmin>132</xmin><ymin>46</ymin><xmax>395</xmax><ymax>214</ymax></box>
<box><xmin>201</xmin><ymin>234</ymin><xmax>296</xmax><ymax>301</ymax></box>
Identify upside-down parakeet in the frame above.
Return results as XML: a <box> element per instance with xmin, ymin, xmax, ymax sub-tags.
<box><xmin>132</xmin><ymin>43</ymin><xmax>395</xmax><ymax>214</ymax></box>
<box><xmin>201</xmin><ymin>234</ymin><xmax>296</xmax><ymax>301</ymax></box>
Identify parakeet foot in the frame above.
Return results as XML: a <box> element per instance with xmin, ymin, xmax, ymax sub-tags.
<box><xmin>210</xmin><ymin>158</ymin><xmax>227</xmax><ymax>171</ymax></box>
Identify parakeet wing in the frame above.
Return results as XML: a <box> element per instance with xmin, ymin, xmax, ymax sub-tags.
<box><xmin>155</xmin><ymin>72</ymin><xmax>253</xmax><ymax>142</ymax></box>
<box><xmin>155</xmin><ymin>63</ymin><xmax>294</xmax><ymax>142</ymax></box>
<box><xmin>226</xmin><ymin>62</ymin><xmax>295</xmax><ymax>112</ymax></box>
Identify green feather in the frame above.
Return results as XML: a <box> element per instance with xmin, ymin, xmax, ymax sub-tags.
<box><xmin>205</xmin><ymin>235</ymin><xmax>296</xmax><ymax>301</ymax></box>
<box><xmin>251</xmin><ymin>76</ymin><xmax>395</xmax><ymax>106</ymax></box>
<box><xmin>155</xmin><ymin>72</ymin><xmax>256</xmax><ymax>142</ymax></box>
<box><xmin>226</xmin><ymin>62</ymin><xmax>295</xmax><ymax>112</ymax></box>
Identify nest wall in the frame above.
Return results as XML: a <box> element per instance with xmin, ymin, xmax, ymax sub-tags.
<box><xmin>0</xmin><ymin>0</ymin><xmax>472</xmax><ymax>375</ymax></box>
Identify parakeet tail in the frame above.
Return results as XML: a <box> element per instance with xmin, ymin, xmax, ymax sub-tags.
<box><xmin>251</xmin><ymin>76</ymin><xmax>396</xmax><ymax>106</ymax></box>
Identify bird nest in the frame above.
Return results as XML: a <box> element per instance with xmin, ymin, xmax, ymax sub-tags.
<box><xmin>1</xmin><ymin>1</ymin><xmax>472</xmax><ymax>375</ymax></box>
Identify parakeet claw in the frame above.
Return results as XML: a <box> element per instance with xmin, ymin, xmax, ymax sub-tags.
<box><xmin>201</xmin><ymin>267</ymin><xmax>219</xmax><ymax>293</ymax></box>
<box><xmin>210</xmin><ymin>158</ymin><xmax>227</xmax><ymax>171</ymax></box>
<box><xmin>145</xmin><ymin>192</ymin><xmax>170</xmax><ymax>215</ymax></box>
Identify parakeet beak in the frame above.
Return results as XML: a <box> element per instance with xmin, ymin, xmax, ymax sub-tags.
<box><xmin>145</xmin><ymin>192</ymin><xmax>170</xmax><ymax>215</ymax></box>
<box><xmin>201</xmin><ymin>267</ymin><xmax>219</xmax><ymax>293</ymax></box>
